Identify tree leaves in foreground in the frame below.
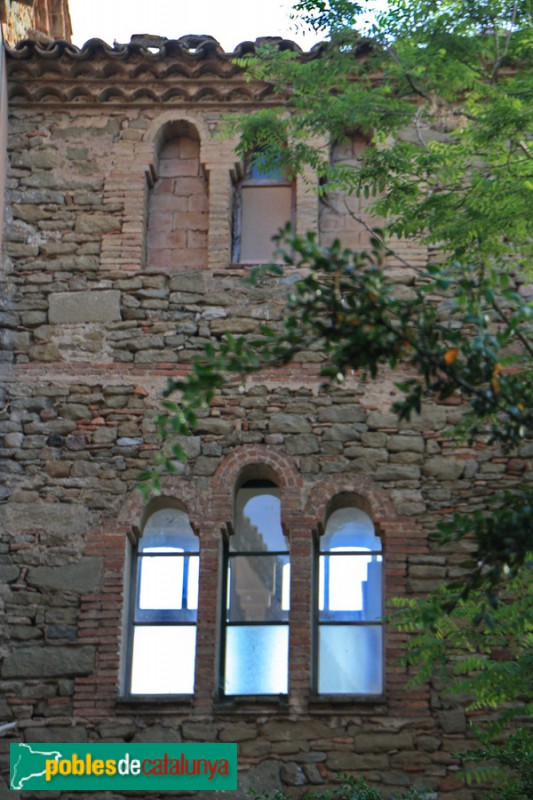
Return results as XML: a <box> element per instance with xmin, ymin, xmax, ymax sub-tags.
<box><xmin>144</xmin><ymin>1</ymin><xmax>533</xmax><ymax>793</ymax></box>
<box><xmin>149</xmin><ymin>230</ymin><xmax>532</xmax><ymax>601</ymax></box>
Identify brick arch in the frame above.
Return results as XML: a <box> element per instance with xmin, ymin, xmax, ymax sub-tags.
<box><xmin>211</xmin><ymin>445</ymin><xmax>303</xmax><ymax>524</ymax></box>
<box><xmin>144</xmin><ymin>112</ymin><xmax>211</xmax><ymax>166</ymax></box>
<box><xmin>115</xmin><ymin>477</ymin><xmax>207</xmax><ymax>535</ymax></box>
<box><xmin>152</xmin><ymin>119</ymin><xmax>200</xmax><ymax>166</ymax></box>
<box><xmin>138</xmin><ymin>495</ymin><xmax>195</xmax><ymax>538</ymax></box>
<box><xmin>303</xmin><ymin>473</ymin><xmax>396</xmax><ymax>527</ymax></box>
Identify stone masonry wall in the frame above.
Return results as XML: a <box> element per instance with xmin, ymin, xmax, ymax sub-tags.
<box><xmin>1</xmin><ymin>40</ymin><xmax>530</xmax><ymax>800</ymax></box>
<box><xmin>3</xmin><ymin>0</ymin><xmax>72</xmax><ymax>47</ymax></box>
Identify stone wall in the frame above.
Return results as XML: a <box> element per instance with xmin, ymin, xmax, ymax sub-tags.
<box><xmin>2</xmin><ymin>0</ymin><xmax>72</xmax><ymax>47</ymax></box>
<box><xmin>1</xmin><ymin>36</ymin><xmax>528</xmax><ymax>800</ymax></box>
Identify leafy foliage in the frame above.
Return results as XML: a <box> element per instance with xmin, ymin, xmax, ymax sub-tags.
<box><xmin>464</xmin><ymin>729</ymin><xmax>533</xmax><ymax>799</ymax></box>
<box><xmin>151</xmin><ymin>231</ymin><xmax>532</xmax><ymax>598</ymax></box>
<box><xmin>254</xmin><ymin>777</ymin><xmax>430</xmax><ymax>800</ymax></box>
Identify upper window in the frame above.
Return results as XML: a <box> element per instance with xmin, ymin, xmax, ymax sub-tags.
<box><xmin>128</xmin><ymin>507</ymin><xmax>199</xmax><ymax>695</ymax></box>
<box><xmin>232</xmin><ymin>154</ymin><xmax>294</xmax><ymax>264</ymax></box>
<box><xmin>315</xmin><ymin>506</ymin><xmax>383</xmax><ymax>695</ymax></box>
<box><xmin>222</xmin><ymin>481</ymin><xmax>290</xmax><ymax>695</ymax></box>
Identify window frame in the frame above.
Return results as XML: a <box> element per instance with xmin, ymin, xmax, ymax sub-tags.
<box><xmin>124</xmin><ymin>507</ymin><xmax>199</xmax><ymax>700</ymax></box>
<box><xmin>312</xmin><ymin>507</ymin><xmax>385</xmax><ymax>698</ymax></box>
<box><xmin>219</xmin><ymin>481</ymin><xmax>290</xmax><ymax>698</ymax></box>
<box><xmin>231</xmin><ymin>156</ymin><xmax>295</xmax><ymax>265</ymax></box>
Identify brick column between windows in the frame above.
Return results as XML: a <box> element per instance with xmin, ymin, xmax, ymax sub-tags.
<box><xmin>287</xmin><ymin>520</ymin><xmax>314</xmax><ymax>714</ymax></box>
<box><xmin>193</xmin><ymin>521</ymin><xmax>223</xmax><ymax>713</ymax></box>
<box><xmin>294</xmin><ymin>134</ymin><xmax>324</xmax><ymax>239</ymax></box>
<box><xmin>203</xmin><ymin>143</ymin><xmax>236</xmax><ymax>269</ymax></box>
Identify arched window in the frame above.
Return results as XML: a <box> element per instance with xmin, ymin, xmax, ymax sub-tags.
<box><xmin>232</xmin><ymin>153</ymin><xmax>294</xmax><ymax>264</ymax></box>
<box><xmin>222</xmin><ymin>480</ymin><xmax>290</xmax><ymax>695</ymax></box>
<box><xmin>128</xmin><ymin>506</ymin><xmax>199</xmax><ymax>695</ymax></box>
<box><xmin>315</xmin><ymin>506</ymin><xmax>383</xmax><ymax>694</ymax></box>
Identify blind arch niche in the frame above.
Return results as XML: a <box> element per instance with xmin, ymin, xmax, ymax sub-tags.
<box><xmin>147</xmin><ymin>121</ymin><xmax>208</xmax><ymax>271</ymax></box>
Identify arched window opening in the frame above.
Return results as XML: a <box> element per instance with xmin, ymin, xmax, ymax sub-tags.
<box><xmin>223</xmin><ymin>480</ymin><xmax>290</xmax><ymax>695</ymax></box>
<box><xmin>315</xmin><ymin>506</ymin><xmax>383</xmax><ymax>695</ymax></box>
<box><xmin>232</xmin><ymin>152</ymin><xmax>294</xmax><ymax>264</ymax></box>
<box><xmin>129</xmin><ymin>506</ymin><xmax>199</xmax><ymax>695</ymax></box>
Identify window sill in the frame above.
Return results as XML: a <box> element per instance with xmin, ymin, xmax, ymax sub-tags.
<box><xmin>228</xmin><ymin>261</ymin><xmax>284</xmax><ymax>268</ymax></box>
<box><xmin>117</xmin><ymin>694</ymin><xmax>194</xmax><ymax>706</ymax></box>
<box><xmin>215</xmin><ymin>694</ymin><xmax>289</xmax><ymax>713</ymax></box>
<box><xmin>309</xmin><ymin>693</ymin><xmax>386</xmax><ymax>707</ymax></box>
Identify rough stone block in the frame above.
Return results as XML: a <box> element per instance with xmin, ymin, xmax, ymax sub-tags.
<box><xmin>438</xmin><ymin>709</ymin><xmax>467</xmax><ymax>734</ymax></box>
<box><xmin>2</xmin><ymin>645</ymin><xmax>95</xmax><ymax>678</ymax></box>
<box><xmin>269</xmin><ymin>414</ymin><xmax>311</xmax><ymax>434</ymax></box>
<box><xmin>75</xmin><ymin>213</ymin><xmax>120</xmax><ymax>234</ymax></box>
<box><xmin>423</xmin><ymin>457</ymin><xmax>464</xmax><ymax>480</ymax></box>
<box><xmin>388</xmin><ymin>435</ymin><xmax>425</xmax><ymax>453</ymax></box>
<box><xmin>318</xmin><ymin>406</ymin><xmax>366</xmax><ymax>423</ymax></box>
<box><xmin>237</xmin><ymin>761</ymin><xmax>282</xmax><ymax>799</ymax></box>
<box><xmin>354</xmin><ymin>732</ymin><xmax>414</xmax><ymax>753</ymax></box>
<box><xmin>132</xmin><ymin>724</ymin><xmax>181</xmax><ymax>743</ymax></box>
<box><xmin>281</xmin><ymin>762</ymin><xmax>307</xmax><ymax>786</ymax></box>
<box><xmin>28</xmin><ymin>557</ymin><xmax>103</xmax><ymax>594</ymax></box>
<box><xmin>285</xmin><ymin>434</ymin><xmax>319</xmax><ymax>455</ymax></box>
<box><xmin>49</xmin><ymin>291</ymin><xmax>121</xmax><ymax>324</ymax></box>
<box><xmin>0</xmin><ymin>502</ymin><xmax>89</xmax><ymax>535</ymax></box>
<box><xmin>24</xmin><ymin>726</ymin><xmax>88</xmax><ymax>743</ymax></box>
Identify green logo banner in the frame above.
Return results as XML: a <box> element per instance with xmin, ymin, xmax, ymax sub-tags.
<box><xmin>10</xmin><ymin>742</ymin><xmax>237</xmax><ymax>791</ymax></box>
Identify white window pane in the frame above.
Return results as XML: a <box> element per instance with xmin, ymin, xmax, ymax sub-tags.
<box><xmin>319</xmin><ymin>625</ymin><xmax>383</xmax><ymax>694</ymax></box>
<box><xmin>281</xmin><ymin>562</ymin><xmax>290</xmax><ymax>612</ymax></box>
<box><xmin>319</xmin><ymin>553</ymin><xmax>382</xmax><ymax>620</ymax></box>
<box><xmin>322</xmin><ymin>507</ymin><xmax>381</xmax><ymax>551</ymax></box>
<box><xmin>130</xmin><ymin>626</ymin><xmax>196</xmax><ymax>694</ymax></box>
<box><xmin>186</xmin><ymin>556</ymin><xmax>200</xmax><ymax>609</ymax></box>
<box><xmin>225</xmin><ymin>626</ymin><xmax>288</xmax><ymax>694</ymax></box>
<box><xmin>138</xmin><ymin>554</ymin><xmax>199</xmax><ymax>611</ymax></box>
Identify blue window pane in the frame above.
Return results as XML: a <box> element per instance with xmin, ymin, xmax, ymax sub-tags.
<box><xmin>232</xmin><ymin>489</ymin><xmax>288</xmax><ymax>552</ymax></box>
<box><xmin>249</xmin><ymin>155</ymin><xmax>285</xmax><ymax>181</ymax></box>
<box><xmin>319</xmin><ymin>554</ymin><xmax>382</xmax><ymax>621</ymax></box>
<box><xmin>130</xmin><ymin>626</ymin><xmax>196</xmax><ymax>694</ymax></box>
<box><xmin>318</xmin><ymin>625</ymin><xmax>383</xmax><ymax>694</ymax></box>
<box><xmin>225</xmin><ymin>625</ymin><xmax>288</xmax><ymax>694</ymax></box>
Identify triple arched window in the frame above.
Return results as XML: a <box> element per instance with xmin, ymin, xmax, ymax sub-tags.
<box><xmin>126</xmin><ymin>490</ymin><xmax>382</xmax><ymax>698</ymax></box>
